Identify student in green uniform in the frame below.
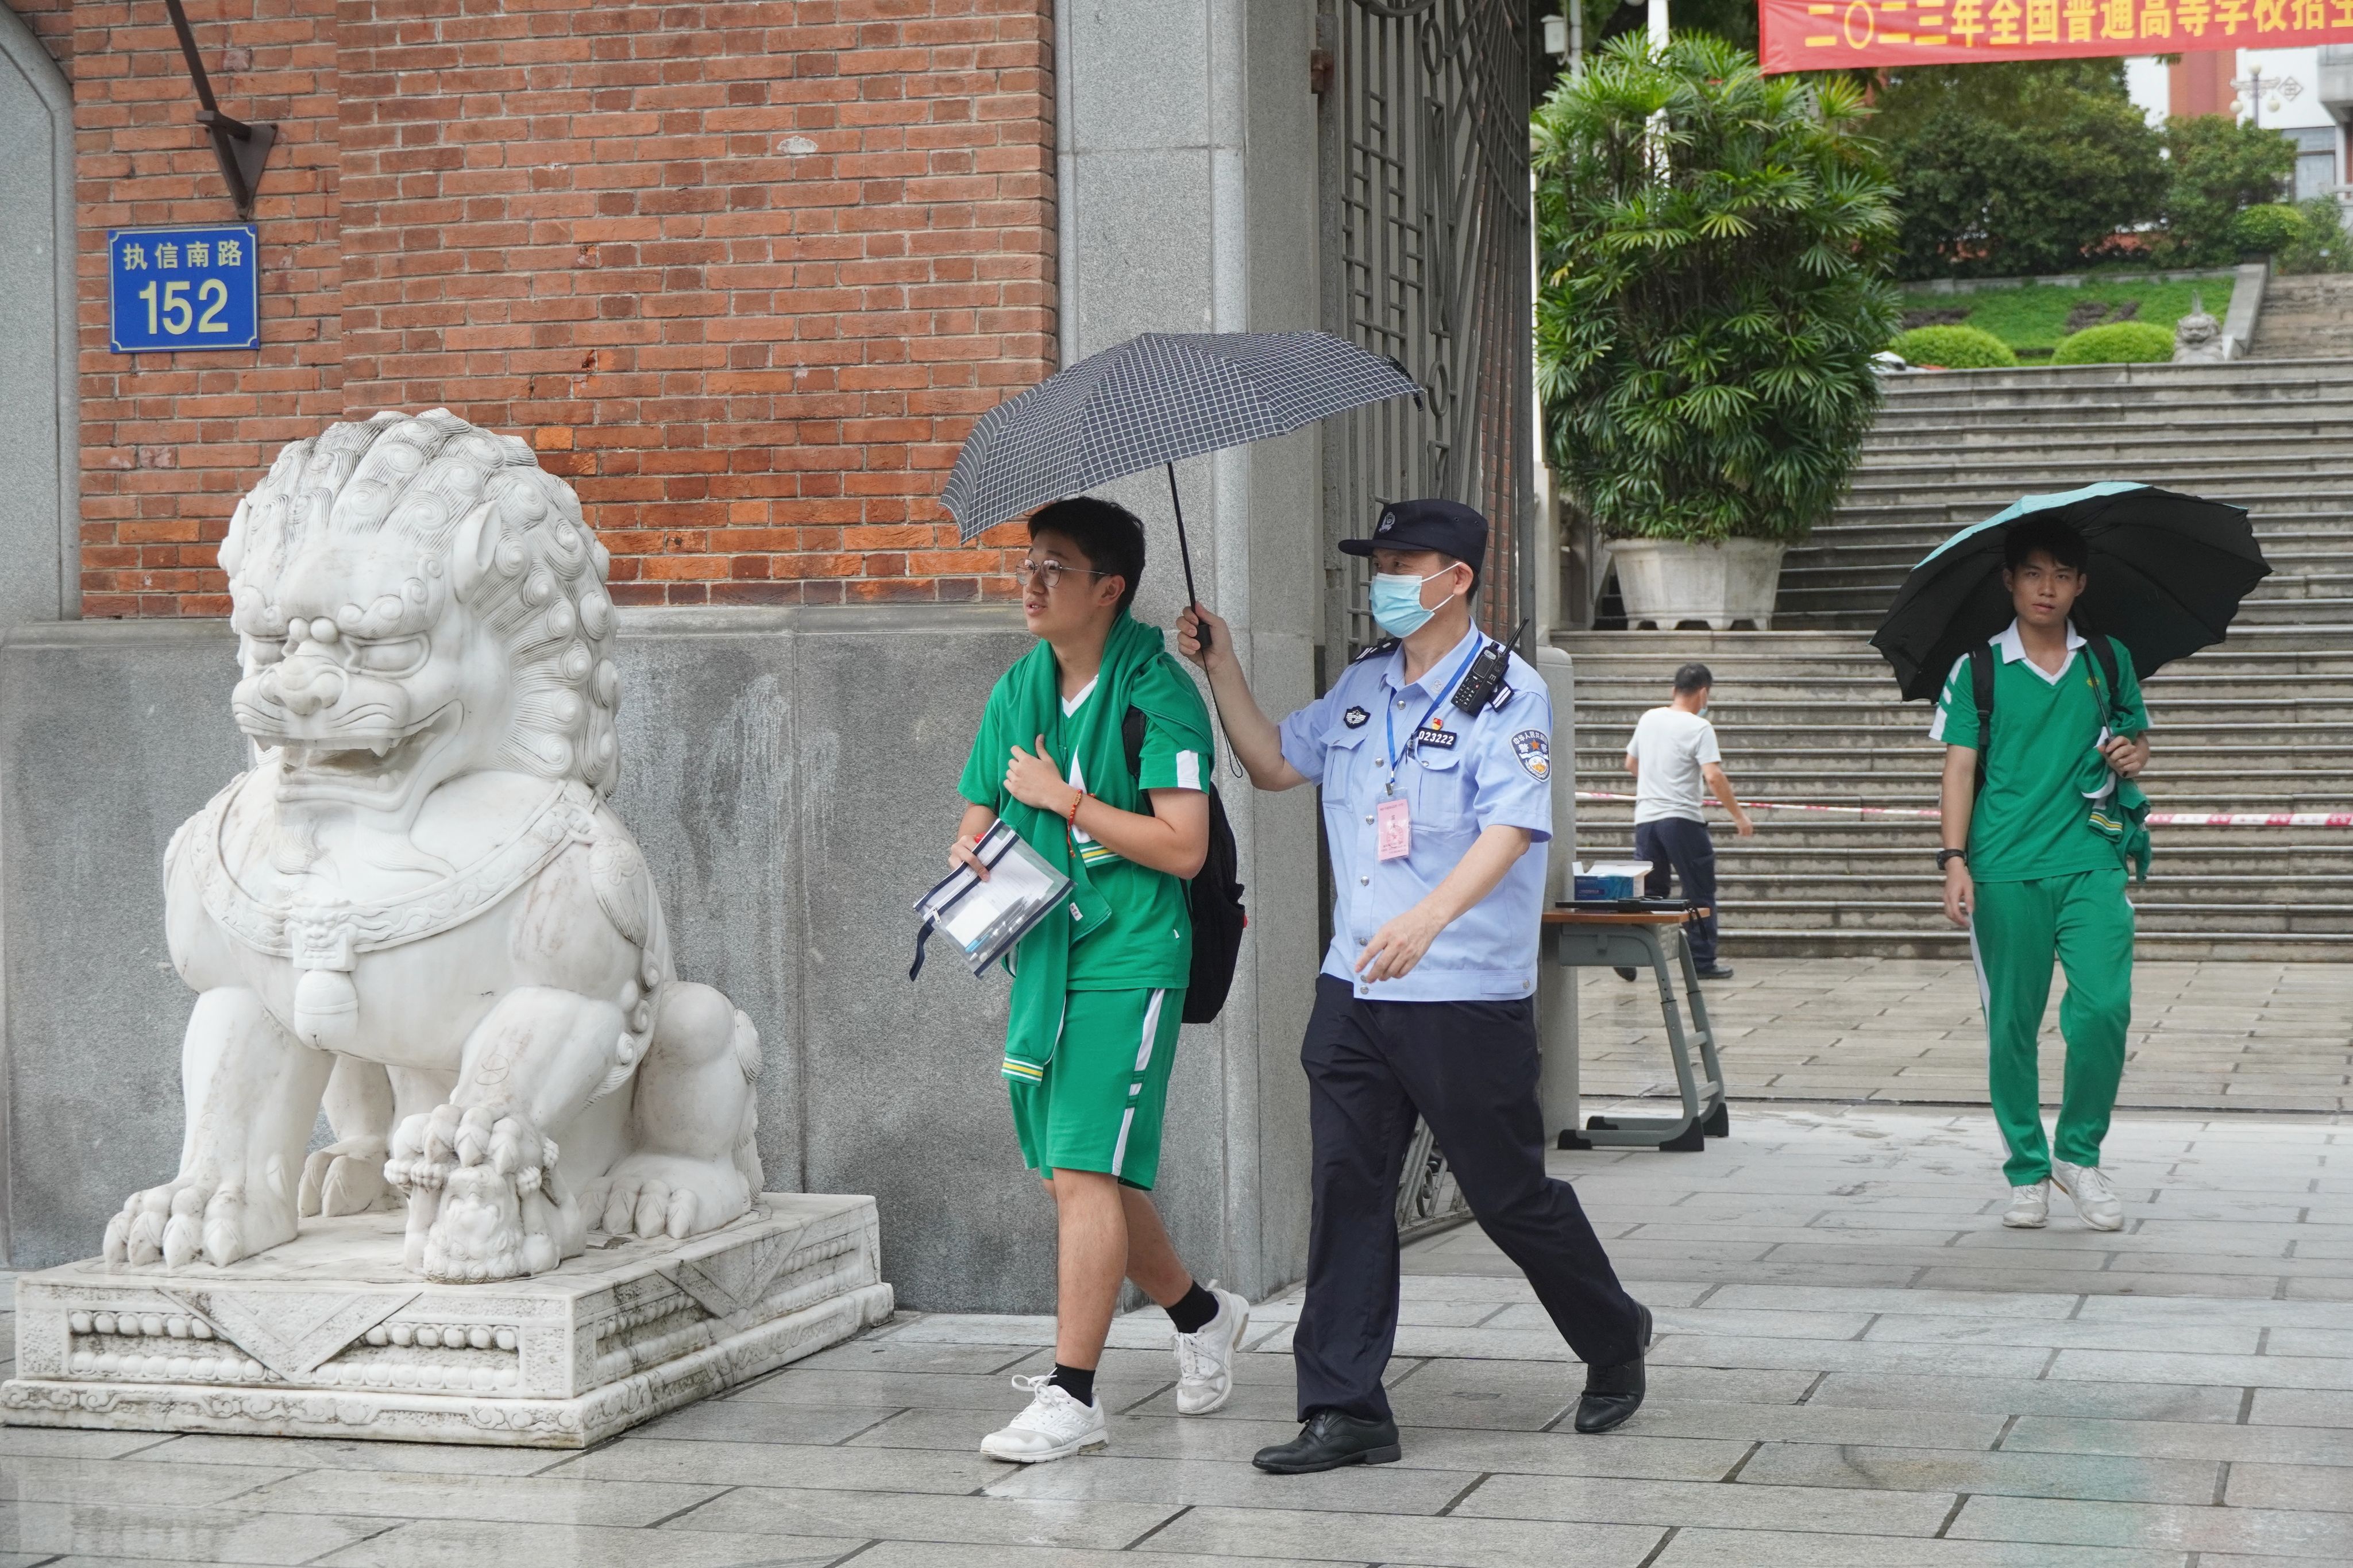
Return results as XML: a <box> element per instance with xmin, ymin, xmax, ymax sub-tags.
<box><xmin>1933</xmin><ymin>516</ymin><xmax>2151</xmax><ymax>1233</ymax></box>
<box><xmin>948</xmin><ymin>497</ymin><xmax>1249</xmax><ymax>1465</ymax></box>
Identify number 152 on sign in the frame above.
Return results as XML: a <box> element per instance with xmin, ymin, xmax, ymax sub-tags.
<box><xmin>107</xmin><ymin>225</ymin><xmax>260</xmax><ymax>353</ymax></box>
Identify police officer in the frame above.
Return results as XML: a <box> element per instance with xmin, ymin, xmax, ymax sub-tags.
<box><xmin>1178</xmin><ymin>499</ymin><xmax>1652</xmax><ymax>1474</ymax></box>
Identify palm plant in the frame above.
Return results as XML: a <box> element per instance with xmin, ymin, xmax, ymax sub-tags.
<box><xmin>1534</xmin><ymin>36</ymin><xmax>1900</xmax><ymax>543</ymax></box>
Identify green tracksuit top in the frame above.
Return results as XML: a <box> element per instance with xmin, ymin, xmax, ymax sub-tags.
<box><xmin>1928</xmin><ymin>620</ymin><xmax>2149</xmax><ymax>883</ymax></box>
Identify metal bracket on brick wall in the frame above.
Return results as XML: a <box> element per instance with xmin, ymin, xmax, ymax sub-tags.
<box><xmin>161</xmin><ymin>0</ymin><xmax>275</xmax><ymax>221</ymax></box>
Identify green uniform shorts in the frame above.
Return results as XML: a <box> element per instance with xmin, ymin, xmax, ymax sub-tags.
<box><xmin>1010</xmin><ymin>986</ymin><xmax>1185</xmax><ymax>1191</ymax></box>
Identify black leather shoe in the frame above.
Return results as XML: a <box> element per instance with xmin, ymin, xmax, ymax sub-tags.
<box><xmin>1695</xmin><ymin>964</ymin><xmax>1735</xmax><ymax>980</ymax></box>
<box><xmin>1252</xmin><ymin>1410</ymin><xmax>1402</xmax><ymax>1473</ymax></box>
<box><xmin>1574</xmin><ymin>1302</ymin><xmax>1653</xmax><ymax>1434</ymax></box>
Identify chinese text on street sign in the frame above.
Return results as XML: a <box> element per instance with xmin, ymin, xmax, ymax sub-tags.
<box><xmin>107</xmin><ymin>226</ymin><xmax>260</xmax><ymax>353</ymax></box>
<box><xmin>1761</xmin><ymin>0</ymin><xmax>2350</xmax><ymax>73</ymax></box>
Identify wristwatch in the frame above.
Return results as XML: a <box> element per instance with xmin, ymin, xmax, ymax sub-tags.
<box><xmin>1937</xmin><ymin>848</ymin><xmax>1968</xmax><ymax>872</ymax></box>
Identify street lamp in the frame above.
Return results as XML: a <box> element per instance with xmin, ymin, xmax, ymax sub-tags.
<box><xmin>2231</xmin><ymin>67</ymin><xmax>2302</xmax><ymax>127</ymax></box>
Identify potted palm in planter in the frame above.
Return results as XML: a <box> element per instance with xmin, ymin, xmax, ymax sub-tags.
<box><xmin>1535</xmin><ymin>36</ymin><xmax>1900</xmax><ymax>629</ymax></box>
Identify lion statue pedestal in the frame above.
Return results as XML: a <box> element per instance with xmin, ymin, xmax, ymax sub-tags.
<box><xmin>1</xmin><ymin>410</ymin><xmax>892</xmax><ymax>1446</ymax></box>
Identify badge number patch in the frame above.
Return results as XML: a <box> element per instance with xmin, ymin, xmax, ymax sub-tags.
<box><xmin>1414</xmin><ymin>725</ymin><xmax>1458</xmax><ymax>750</ymax></box>
<box><xmin>1513</xmin><ymin>728</ymin><xmax>1549</xmax><ymax>779</ymax></box>
<box><xmin>1344</xmin><ymin>705</ymin><xmax>1370</xmax><ymax>728</ymax></box>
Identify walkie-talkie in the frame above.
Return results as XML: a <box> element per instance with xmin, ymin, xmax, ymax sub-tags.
<box><xmin>1451</xmin><ymin>620</ymin><xmax>1532</xmax><ymax>716</ymax></box>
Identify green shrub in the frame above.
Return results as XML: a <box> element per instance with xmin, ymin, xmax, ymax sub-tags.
<box><xmin>2229</xmin><ymin>203</ymin><xmax>2302</xmax><ymax>256</ymax></box>
<box><xmin>1889</xmin><ymin>325</ymin><xmax>2018</xmax><ymax>368</ymax></box>
<box><xmin>1533</xmin><ymin>36</ymin><xmax>1899</xmax><ymax>544</ymax></box>
<box><xmin>2050</xmin><ymin>320</ymin><xmax>2175</xmax><ymax>364</ymax></box>
<box><xmin>2279</xmin><ymin>198</ymin><xmax>2353</xmax><ymax>275</ymax></box>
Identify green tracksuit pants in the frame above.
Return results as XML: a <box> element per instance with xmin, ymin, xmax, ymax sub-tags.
<box><xmin>1969</xmin><ymin>866</ymin><xmax>2134</xmax><ymax>1186</ymax></box>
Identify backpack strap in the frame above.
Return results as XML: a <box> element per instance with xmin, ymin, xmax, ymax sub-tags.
<box><xmin>2085</xmin><ymin>632</ymin><xmax>2123</xmax><ymax>731</ymax></box>
<box><xmin>1122</xmin><ymin>706</ymin><xmax>1156</xmax><ymax>818</ymax></box>
<box><xmin>1969</xmin><ymin>642</ymin><xmax>1996</xmax><ymax>794</ymax></box>
<box><xmin>1122</xmin><ymin>705</ymin><xmax>1146</xmax><ymax>778</ymax></box>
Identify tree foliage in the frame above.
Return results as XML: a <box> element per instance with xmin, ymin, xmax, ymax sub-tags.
<box><xmin>1533</xmin><ymin>36</ymin><xmax>1899</xmax><ymax>544</ymax></box>
<box><xmin>1873</xmin><ymin>61</ymin><xmax>2165</xmax><ymax>280</ymax></box>
<box><xmin>2158</xmin><ymin>115</ymin><xmax>2299</xmax><ymax>265</ymax></box>
<box><xmin>2280</xmin><ymin>198</ymin><xmax>2353</xmax><ymax>275</ymax></box>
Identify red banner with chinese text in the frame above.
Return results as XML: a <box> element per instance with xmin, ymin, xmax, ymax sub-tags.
<box><xmin>1760</xmin><ymin>0</ymin><xmax>2337</xmax><ymax>74</ymax></box>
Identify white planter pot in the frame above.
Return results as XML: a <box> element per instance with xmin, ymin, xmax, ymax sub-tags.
<box><xmin>1607</xmin><ymin>538</ymin><xmax>1788</xmax><ymax>631</ymax></box>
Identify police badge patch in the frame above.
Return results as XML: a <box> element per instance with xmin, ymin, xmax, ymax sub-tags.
<box><xmin>1344</xmin><ymin>705</ymin><xmax>1370</xmax><ymax>728</ymax></box>
<box><xmin>1513</xmin><ymin>728</ymin><xmax>1550</xmax><ymax>779</ymax></box>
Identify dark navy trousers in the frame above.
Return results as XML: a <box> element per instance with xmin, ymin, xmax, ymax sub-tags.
<box><xmin>1292</xmin><ymin>976</ymin><xmax>1645</xmax><ymax>1424</ymax></box>
<box><xmin>1634</xmin><ymin>816</ymin><xmax>1719</xmax><ymax>967</ymax></box>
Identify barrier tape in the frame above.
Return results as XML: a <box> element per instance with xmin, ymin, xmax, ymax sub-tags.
<box><xmin>1573</xmin><ymin>791</ymin><xmax>2353</xmax><ymax>828</ymax></box>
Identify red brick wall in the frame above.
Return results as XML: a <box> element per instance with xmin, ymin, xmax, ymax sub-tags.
<box><xmin>41</xmin><ymin>1</ymin><xmax>1055</xmax><ymax>616</ymax></box>
<box><xmin>59</xmin><ymin>0</ymin><xmax>343</xmax><ymax>618</ymax></box>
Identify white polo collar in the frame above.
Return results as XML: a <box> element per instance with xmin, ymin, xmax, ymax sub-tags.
<box><xmin>1991</xmin><ymin>618</ymin><xmax>2084</xmax><ymax>686</ymax></box>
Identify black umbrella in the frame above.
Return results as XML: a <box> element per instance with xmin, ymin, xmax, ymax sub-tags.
<box><xmin>1871</xmin><ymin>482</ymin><xmax>2271</xmax><ymax>701</ymax></box>
<box><xmin>943</xmin><ymin>331</ymin><xmax>1421</xmax><ymax>646</ymax></box>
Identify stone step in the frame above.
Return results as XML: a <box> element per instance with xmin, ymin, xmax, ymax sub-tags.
<box><xmin>1841</xmin><ymin>472</ymin><xmax>2353</xmax><ymax>507</ymax></box>
<box><xmin>1830</xmin><ymin>487</ymin><xmax>2353</xmax><ymax>523</ymax></box>
<box><xmin>1572</xmin><ymin>696</ymin><xmax>2353</xmax><ymax>723</ymax></box>
<box><xmin>1862</xmin><ymin>407</ymin><xmax>2353</xmax><ymax>438</ymax></box>
<box><xmin>1780</xmin><ymin>546</ymin><xmax>2353</xmax><ymax>582</ymax></box>
<box><xmin>1666</xmin><ymin>843</ymin><xmax>2353</xmax><ymax>873</ymax></box>
<box><xmin>1853</xmin><ymin>437</ymin><xmax>2353</xmax><ymax>469</ymax></box>
<box><xmin>1577</xmin><ymin>820</ymin><xmax>2344</xmax><ymax>843</ymax></box>
<box><xmin>1575</xmin><ymin>744</ymin><xmax>2353</xmax><ymax>773</ymax></box>
<box><xmin>1689</xmin><ymin>895</ymin><xmax>2353</xmax><ymax>934</ymax></box>
<box><xmin>1878</xmin><ymin>360</ymin><xmax>2353</xmax><ymax>403</ymax></box>
<box><xmin>1772</xmin><ymin>590</ymin><xmax>2353</xmax><ymax>626</ymax></box>
<box><xmin>1701</xmin><ymin>871</ymin><xmax>2353</xmax><ymax>901</ymax></box>
<box><xmin>1713</xmin><ymin>929</ymin><xmax>2353</xmax><ymax>959</ymax></box>
<box><xmin>1576</xmin><ymin>783</ymin><xmax>2350</xmax><ymax>807</ymax></box>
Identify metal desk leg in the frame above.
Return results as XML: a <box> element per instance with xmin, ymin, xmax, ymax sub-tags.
<box><xmin>1675</xmin><ymin>924</ymin><xmax>1731</xmax><ymax>1138</ymax></box>
<box><xmin>1576</xmin><ymin>927</ymin><xmax>1706</xmax><ymax>1152</ymax></box>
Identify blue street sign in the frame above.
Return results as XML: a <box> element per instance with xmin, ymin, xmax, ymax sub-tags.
<box><xmin>107</xmin><ymin>225</ymin><xmax>260</xmax><ymax>353</ymax></box>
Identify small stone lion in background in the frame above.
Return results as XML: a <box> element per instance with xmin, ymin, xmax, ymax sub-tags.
<box><xmin>105</xmin><ymin>409</ymin><xmax>764</xmax><ymax>1284</ymax></box>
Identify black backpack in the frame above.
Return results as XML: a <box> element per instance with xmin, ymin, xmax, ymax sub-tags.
<box><xmin>1121</xmin><ymin>706</ymin><xmax>1247</xmax><ymax>1025</ymax></box>
<box><xmin>1969</xmin><ymin>632</ymin><xmax>2123</xmax><ymax>793</ymax></box>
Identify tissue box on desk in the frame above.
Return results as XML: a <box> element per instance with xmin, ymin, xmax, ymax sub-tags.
<box><xmin>1572</xmin><ymin>860</ymin><xmax>1652</xmax><ymax>902</ymax></box>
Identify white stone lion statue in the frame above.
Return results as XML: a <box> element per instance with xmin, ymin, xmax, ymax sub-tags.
<box><xmin>103</xmin><ymin>410</ymin><xmax>763</xmax><ymax>1284</ymax></box>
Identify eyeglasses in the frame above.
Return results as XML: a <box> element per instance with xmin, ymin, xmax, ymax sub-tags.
<box><xmin>1015</xmin><ymin>558</ymin><xmax>1107</xmax><ymax>590</ymax></box>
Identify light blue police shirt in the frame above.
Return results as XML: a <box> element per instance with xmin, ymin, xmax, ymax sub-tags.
<box><xmin>1276</xmin><ymin>624</ymin><xmax>1554</xmax><ymax>1002</ymax></box>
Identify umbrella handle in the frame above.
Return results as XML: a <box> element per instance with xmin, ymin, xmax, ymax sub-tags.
<box><xmin>1167</xmin><ymin>462</ymin><xmax>1208</xmax><ymax>651</ymax></box>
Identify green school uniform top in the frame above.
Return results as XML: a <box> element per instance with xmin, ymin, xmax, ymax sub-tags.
<box><xmin>1930</xmin><ymin>619</ymin><xmax>2150</xmax><ymax>885</ymax></box>
<box><xmin>958</xmin><ymin>616</ymin><xmax>1213</xmax><ymax>1000</ymax></box>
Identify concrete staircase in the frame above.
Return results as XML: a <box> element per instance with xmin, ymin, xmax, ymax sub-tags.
<box><xmin>1568</xmin><ymin>357</ymin><xmax>2353</xmax><ymax>960</ymax></box>
<box><xmin>2249</xmin><ymin>275</ymin><xmax>2353</xmax><ymax>360</ymax></box>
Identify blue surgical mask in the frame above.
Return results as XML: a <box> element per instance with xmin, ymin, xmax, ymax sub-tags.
<box><xmin>1370</xmin><ymin>569</ymin><xmax>1457</xmax><ymax>638</ymax></box>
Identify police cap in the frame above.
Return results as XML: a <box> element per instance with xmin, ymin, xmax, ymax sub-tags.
<box><xmin>1338</xmin><ymin>497</ymin><xmax>1487</xmax><ymax>577</ymax></box>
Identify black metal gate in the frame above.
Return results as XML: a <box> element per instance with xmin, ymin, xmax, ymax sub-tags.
<box><xmin>1319</xmin><ymin>0</ymin><xmax>1538</xmax><ymax>659</ymax></box>
<box><xmin>1317</xmin><ymin>0</ymin><xmax>1538</xmax><ymax>1242</ymax></box>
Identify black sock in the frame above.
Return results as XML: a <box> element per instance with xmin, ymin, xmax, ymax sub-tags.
<box><xmin>1047</xmin><ymin>1362</ymin><xmax>1096</xmax><ymax>1407</ymax></box>
<box><xmin>1166</xmin><ymin>1280</ymin><xmax>1219</xmax><ymax>1335</ymax></box>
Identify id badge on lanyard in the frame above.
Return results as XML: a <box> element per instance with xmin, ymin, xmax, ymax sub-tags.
<box><xmin>1377</xmin><ymin>641</ymin><xmax>1481</xmax><ymax>862</ymax></box>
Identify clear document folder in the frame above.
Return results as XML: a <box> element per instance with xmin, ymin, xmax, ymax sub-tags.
<box><xmin>909</xmin><ymin>819</ymin><xmax>1074</xmax><ymax>980</ymax></box>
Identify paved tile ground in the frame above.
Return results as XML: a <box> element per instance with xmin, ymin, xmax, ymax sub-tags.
<box><xmin>1580</xmin><ymin>959</ymin><xmax>2353</xmax><ymax>1114</ymax></box>
<box><xmin>2</xmin><ymin>1104</ymin><xmax>2348</xmax><ymax>1566</ymax></box>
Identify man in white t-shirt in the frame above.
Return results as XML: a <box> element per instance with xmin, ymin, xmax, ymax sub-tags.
<box><xmin>1622</xmin><ymin>663</ymin><xmax>1752</xmax><ymax>979</ymax></box>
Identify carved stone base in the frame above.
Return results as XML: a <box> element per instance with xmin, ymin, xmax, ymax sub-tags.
<box><xmin>2</xmin><ymin>1192</ymin><xmax>892</xmax><ymax>1447</ymax></box>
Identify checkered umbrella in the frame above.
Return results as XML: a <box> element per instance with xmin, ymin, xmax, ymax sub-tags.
<box><xmin>943</xmin><ymin>332</ymin><xmax>1421</xmax><ymax>642</ymax></box>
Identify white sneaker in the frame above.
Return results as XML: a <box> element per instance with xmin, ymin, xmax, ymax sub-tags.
<box><xmin>978</xmin><ymin>1374</ymin><xmax>1108</xmax><ymax>1463</ymax></box>
<box><xmin>2053</xmin><ymin>1160</ymin><xmax>2124</xmax><ymax>1231</ymax></box>
<box><xmin>1173</xmin><ymin>1284</ymin><xmax>1251</xmax><ymax>1415</ymax></box>
<box><xmin>2002</xmin><ymin>1180</ymin><xmax>2050</xmax><ymax>1229</ymax></box>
